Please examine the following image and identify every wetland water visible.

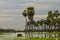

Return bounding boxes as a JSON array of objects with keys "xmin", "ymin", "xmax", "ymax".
[
  {"xmin": 0, "ymin": 32, "xmax": 60, "ymax": 40},
  {"xmin": 0, "ymin": 32, "xmax": 25, "ymax": 40}
]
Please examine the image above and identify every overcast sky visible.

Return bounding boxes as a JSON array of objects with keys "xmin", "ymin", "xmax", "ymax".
[{"xmin": 0, "ymin": 0, "xmax": 60, "ymax": 30}]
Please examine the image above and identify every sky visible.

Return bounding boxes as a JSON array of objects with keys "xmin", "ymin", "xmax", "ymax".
[{"xmin": 0, "ymin": 0, "xmax": 60, "ymax": 30}]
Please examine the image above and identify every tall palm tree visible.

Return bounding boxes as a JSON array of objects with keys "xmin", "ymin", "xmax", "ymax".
[
  {"xmin": 22, "ymin": 10, "xmax": 27, "ymax": 25},
  {"xmin": 44, "ymin": 20, "xmax": 48, "ymax": 32},
  {"xmin": 41, "ymin": 19, "xmax": 45, "ymax": 32},
  {"xmin": 57, "ymin": 18, "xmax": 60, "ymax": 31},
  {"xmin": 46, "ymin": 11, "xmax": 54, "ymax": 31},
  {"xmin": 22, "ymin": 7, "xmax": 35, "ymax": 38},
  {"xmin": 22, "ymin": 10, "xmax": 28, "ymax": 38},
  {"xmin": 39, "ymin": 20, "xmax": 44, "ymax": 32},
  {"xmin": 54, "ymin": 10, "xmax": 60, "ymax": 31},
  {"xmin": 22, "ymin": 10, "xmax": 27, "ymax": 29},
  {"xmin": 27, "ymin": 7, "xmax": 35, "ymax": 38},
  {"xmin": 37, "ymin": 20, "xmax": 41, "ymax": 31}
]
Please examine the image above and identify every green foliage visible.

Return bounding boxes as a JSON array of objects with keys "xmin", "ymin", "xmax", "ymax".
[
  {"xmin": 22, "ymin": 10, "xmax": 27, "ymax": 17},
  {"xmin": 22, "ymin": 6, "xmax": 35, "ymax": 20},
  {"xmin": 54, "ymin": 10, "xmax": 60, "ymax": 18},
  {"xmin": 22, "ymin": 7, "xmax": 60, "ymax": 32}
]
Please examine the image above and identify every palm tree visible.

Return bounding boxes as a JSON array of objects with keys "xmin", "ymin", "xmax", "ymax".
[
  {"xmin": 22, "ymin": 10, "xmax": 27, "ymax": 26},
  {"xmin": 39, "ymin": 20, "xmax": 44, "ymax": 32},
  {"xmin": 57, "ymin": 18, "xmax": 60, "ymax": 31},
  {"xmin": 44, "ymin": 20, "xmax": 48, "ymax": 32},
  {"xmin": 54, "ymin": 10, "xmax": 60, "ymax": 19},
  {"xmin": 46, "ymin": 11, "xmax": 54, "ymax": 31},
  {"xmin": 57, "ymin": 18, "xmax": 60, "ymax": 25},
  {"xmin": 22, "ymin": 10, "xmax": 28, "ymax": 29},
  {"xmin": 22, "ymin": 7, "xmax": 35, "ymax": 38},
  {"xmin": 37, "ymin": 20, "xmax": 41, "ymax": 31},
  {"xmin": 27, "ymin": 7, "xmax": 34, "ymax": 21},
  {"xmin": 41, "ymin": 19, "xmax": 45, "ymax": 32},
  {"xmin": 54, "ymin": 10, "xmax": 60, "ymax": 31},
  {"xmin": 22, "ymin": 10, "xmax": 28, "ymax": 38},
  {"xmin": 27, "ymin": 7, "xmax": 35, "ymax": 38}
]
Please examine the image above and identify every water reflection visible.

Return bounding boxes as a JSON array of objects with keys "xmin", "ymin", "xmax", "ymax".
[
  {"xmin": 0, "ymin": 32, "xmax": 25, "ymax": 40},
  {"xmin": 26, "ymin": 32, "xmax": 60, "ymax": 38},
  {"xmin": 0, "ymin": 32, "xmax": 60, "ymax": 40}
]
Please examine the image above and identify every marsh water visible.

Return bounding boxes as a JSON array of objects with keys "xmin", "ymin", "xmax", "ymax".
[
  {"xmin": 0, "ymin": 32, "xmax": 60, "ymax": 40},
  {"xmin": 0, "ymin": 32, "xmax": 25, "ymax": 40}
]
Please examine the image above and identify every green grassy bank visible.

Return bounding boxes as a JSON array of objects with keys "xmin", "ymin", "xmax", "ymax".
[{"xmin": 14, "ymin": 37, "xmax": 60, "ymax": 40}]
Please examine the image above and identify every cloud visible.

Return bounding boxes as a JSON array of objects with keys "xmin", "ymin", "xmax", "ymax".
[
  {"xmin": 34, "ymin": 15, "xmax": 48, "ymax": 19},
  {"xmin": 32, "ymin": 0, "xmax": 60, "ymax": 3},
  {"xmin": 0, "ymin": 10, "xmax": 20, "ymax": 12},
  {"xmin": 0, "ymin": 14, "xmax": 20, "ymax": 16},
  {"xmin": 16, "ymin": 2, "xmax": 34, "ymax": 7},
  {"xmin": 0, "ymin": 1, "xmax": 7, "ymax": 4},
  {"xmin": 0, "ymin": 0, "xmax": 60, "ymax": 30},
  {"xmin": 36, "ymin": 5, "xmax": 53, "ymax": 10},
  {"xmin": 0, "ymin": 18, "xmax": 14, "ymax": 21},
  {"xmin": 0, "ymin": 1, "xmax": 11, "ymax": 5}
]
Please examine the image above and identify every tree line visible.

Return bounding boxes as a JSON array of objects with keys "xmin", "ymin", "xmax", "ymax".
[{"xmin": 0, "ymin": 29, "xmax": 24, "ymax": 33}]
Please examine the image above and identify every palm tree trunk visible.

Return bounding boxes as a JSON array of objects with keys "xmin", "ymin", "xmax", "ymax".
[
  {"xmin": 29, "ymin": 21, "xmax": 31, "ymax": 38},
  {"xmin": 48, "ymin": 24, "xmax": 50, "ymax": 38},
  {"xmin": 25, "ymin": 17, "xmax": 27, "ymax": 38}
]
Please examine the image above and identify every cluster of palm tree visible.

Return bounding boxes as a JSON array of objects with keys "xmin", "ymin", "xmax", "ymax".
[
  {"xmin": 36, "ymin": 10, "xmax": 60, "ymax": 32},
  {"xmin": 22, "ymin": 7, "xmax": 60, "ymax": 38},
  {"xmin": 46, "ymin": 10, "xmax": 60, "ymax": 31}
]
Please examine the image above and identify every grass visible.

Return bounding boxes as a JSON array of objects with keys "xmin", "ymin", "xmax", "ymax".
[
  {"xmin": 0, "ymin": 36, "xmax": 60, "ymax": 40},
  {"xmin": 38, "ymin": 32, "xmax": 60, "ymax": 34},
  {"xmin": 0, "ymin": 32, "xmax": 4, "ymax": 35},
  {"xmin": 14, "ymin": 37, "xmax": 60, "ymax": 40}
]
